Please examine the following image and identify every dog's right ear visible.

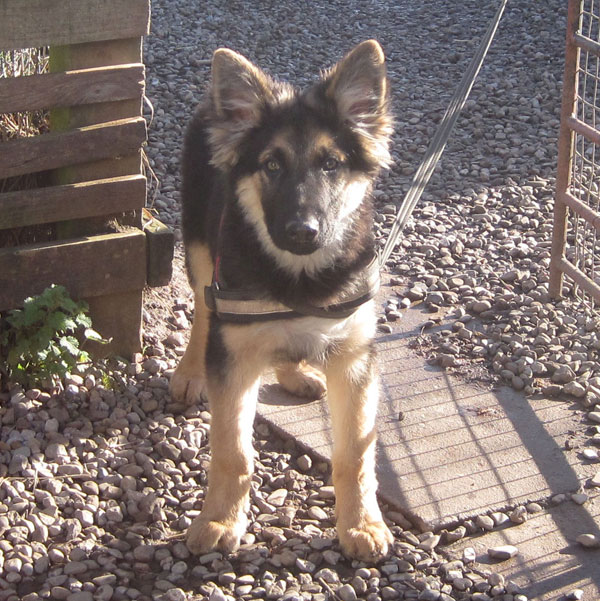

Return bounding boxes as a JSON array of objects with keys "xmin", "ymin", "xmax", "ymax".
[
  {"xmin": 208, "ymin": 49, "xmax": 280, "ymax": 168},
  {"xmin": 211, "ymin": 48, "xmax": 273, "ymax": 124}
]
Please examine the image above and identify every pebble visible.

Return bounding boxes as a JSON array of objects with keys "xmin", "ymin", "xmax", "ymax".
[
  {"xmin": 564, "ymin": 381, "xmax": 586, "ymax": 397},
  {"xmin": 446, "ymin": 526, "xmax": 467, "ymax": 543},
  {"xmin": 475, "ymin": 515, "xmax": 495, "ymax": 530},
  {"xmin": 576, "ymin": 533, "xmax": 600, "ymax": 548},
  {"xmin": 267, "ymin": 489, "xmax": 288, "ymax": 507},
  {"xmin": 297, "ymin": 454, "xmax": 312, "ymax": 471},
  {"xmin": 509, "ymin": 506, "xmax": 528, "ymax": 524},
  {"xmin": 67, "ymin": 593, "xmax": 93, "ymax": 601},
  {"xmin": 307, "ymin": 506, "xmax": 329, "ymax": 521},
  {"xmin": 571, "ymin": 493, "xmax": 588, "ymax": 505},
  {"xmin": 526, "ymin": 502, "xmax": 543, "ymax": 514},
  {"xmin": 133, "ymin": 544, "xmax": 155, "ymax": 562},
  {"xmin": 463, "ymin": 547, "xmax": 477, "ymax": 563},
  {"xmin": 488, "ymin": 545, "xmax": 519, "ymax": 560},
  {"xmin": 5, "ymin": 557, "xmax": 23, "ymax": 573},
  {"xmin": 337, "ymin": 583, "xmax": 358, "ymax": 601},
  {"xmin": 208, "ymin": 588, "xmax": 228, "ymax": 601},
  {"xmin": 418, "ymin": 533, "xmax": 441, "ymax": 551}
]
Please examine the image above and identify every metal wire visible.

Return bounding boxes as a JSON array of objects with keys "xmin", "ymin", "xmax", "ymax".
[{"xmin": 379, "ymin": 0, "xmax": 508, "ymax": 267}]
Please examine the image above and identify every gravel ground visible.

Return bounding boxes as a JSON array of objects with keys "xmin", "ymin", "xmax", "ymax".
[{"xmin": 2, "ymin": 1, "xmax": 600, "ymax": 600}]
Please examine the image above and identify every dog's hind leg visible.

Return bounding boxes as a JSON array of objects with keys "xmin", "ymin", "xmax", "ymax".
[
  {"xmin": 186, "ymin": 330, "xmax": 263, "ymax": 555},
  {"xmin": 170, "ymin": 243, "xmax": 212, "ymax": 404},
  {"xmin": 275, "ymin": 361, "xmax": 327, "ymax": 400},
  {"xmin": 324, "ymin": 346, "xmax": 393, "ymax": 562}
]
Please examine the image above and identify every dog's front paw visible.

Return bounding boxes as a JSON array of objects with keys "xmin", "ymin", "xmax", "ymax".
[
  {"xmin": 338, "ymin": 520, "xmax": 393, "ymax": 562},
  {"xmin": 170, "ymin": 368, "xmax": 206, "ymax": 405},
  {"xmin": 186, "ymin": 515, "xmax": 246, "ymax": 555}
]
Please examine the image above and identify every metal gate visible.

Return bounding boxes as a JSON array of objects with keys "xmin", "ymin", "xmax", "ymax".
[{"xmin": 551, "ymin": 0, "xmax": 600, "ymax": 304}]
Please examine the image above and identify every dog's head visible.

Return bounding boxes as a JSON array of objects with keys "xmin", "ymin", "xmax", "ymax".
[{"xmin": 207, "ymin": 41, "xmax": 392, "ymax": 265}]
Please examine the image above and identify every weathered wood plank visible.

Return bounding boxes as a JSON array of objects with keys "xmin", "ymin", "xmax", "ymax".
[
  {"xmin": 0, "ymin": 231, "xmax": 147, "ymax": 311},
  {"xmin": 0, "ymin": 175, "xmax": 146, "ymax": 230},
  {"xmin": 0, "ymin": 64, "xmax": 145, "ymax": 114},
  {"xmin": 0, "ymin": 117, "xmax": 146, "ymax": 180},
  {"xmin": 143, "ymin": 213, "xmax": 174, "ymax": 287},
  {"xmin": 0, "ymin": 0, "xmax": 150, "ymax": 51}
]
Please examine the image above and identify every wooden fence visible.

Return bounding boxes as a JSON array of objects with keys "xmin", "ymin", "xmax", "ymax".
[{"xmin": 0, "ymin": 0, "xmax": 168, "ymax": 357}]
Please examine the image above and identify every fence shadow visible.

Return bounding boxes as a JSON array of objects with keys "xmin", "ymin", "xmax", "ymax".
[{"xmin": 374, "ymin": 327, "xmax": 600, "ymax": 599}]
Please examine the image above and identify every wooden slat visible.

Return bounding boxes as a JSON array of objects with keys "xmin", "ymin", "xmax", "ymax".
[
  {"xmin": 0, "ymin": 64, "xmax": 145, "ymax": 114},
  {"xmin": 0, "ymin": 231, "xmax": 147, "ymax": 311},
  {"xmin": 0, "ymin": 175, "xmax": 146, "ymax": 230},
  {"xmin": 0, "ymin": 0, "xmax": 150, "ymax": 51},
  {"xmin": 0, "ymin": 117, "xmax": 146, "ymax": 180}
]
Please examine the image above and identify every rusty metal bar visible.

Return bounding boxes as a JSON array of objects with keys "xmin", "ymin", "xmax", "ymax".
[
  {"xmin": 560, "ymin": 189, "xmax": 600, "ymax": 232},
  {"xmin": 573, "ymin": 31, "xmax": 600, "ymax": 57},
  {"xmin": 559, "ymin": 257, "xmax": 600, "ymax": 303},
  {"xmin": 550, "ymin": 0, "xmax": 582, "ymax": 299},
  {"xmin": 566, "ymin": 114, "xmax": 600, "ymax": 145}
]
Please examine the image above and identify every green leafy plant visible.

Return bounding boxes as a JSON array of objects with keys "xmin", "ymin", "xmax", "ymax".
[{"xmin": 0, "ymin": 284, "xmax": 108, "ymax": 389}]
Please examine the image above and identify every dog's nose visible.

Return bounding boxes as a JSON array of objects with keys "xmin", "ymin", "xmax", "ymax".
[{"xmin": 285, "ymin": 218, "xmax": 319, "ymax": 244}]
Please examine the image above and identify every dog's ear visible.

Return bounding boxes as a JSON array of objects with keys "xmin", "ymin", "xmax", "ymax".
[
  {"xmin": 211, "ymin": 48, "xmax": 273, "ymax": 124},
  {"xmin": 322, "ymin": 40, "xmax": 392, "ymax": 167},
  {"xmin": 208, "ymin": 49, "xmax": 288, "ymax": 168}
]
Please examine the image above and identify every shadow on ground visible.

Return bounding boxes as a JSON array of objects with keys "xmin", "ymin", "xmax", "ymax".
[{"xmin": 258, "ymin": 305, "xmax": 600, "ymax": 600}]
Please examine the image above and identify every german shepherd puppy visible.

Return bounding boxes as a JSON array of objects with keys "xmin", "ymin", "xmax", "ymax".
[{"xmin": 171, "ymin": 40, "xmax": 393, "ymax": 561}]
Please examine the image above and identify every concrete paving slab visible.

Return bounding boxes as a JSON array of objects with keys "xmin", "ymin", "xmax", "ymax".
[
  {"xmin": 447, "ymin": 495, "xmax": 600, "ymax": 601},
  {"xmin": 257, "ymin": 297, "xmax": 598, "ymax": 531}
]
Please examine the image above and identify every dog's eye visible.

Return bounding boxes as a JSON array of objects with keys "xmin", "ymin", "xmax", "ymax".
[
  {"xmin": 323, "ymin": 157, "xmax": 339, "ymax": 172},
  {"xmin": 264, "ymin": 159, "xmax": 281, "ymax": 174}
]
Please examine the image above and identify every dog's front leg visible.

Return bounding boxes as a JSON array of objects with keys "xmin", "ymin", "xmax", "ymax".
[
  {"xmin": 170, "ymin": 290, "xmax": 210, "ymax": 405},
  {"xmin": 186, "ymin": 329, "xmax": 262, "ymax": 555},
  {"xmin": 325, "ymin": 346, "xmax": 393, "ymax": 561}
]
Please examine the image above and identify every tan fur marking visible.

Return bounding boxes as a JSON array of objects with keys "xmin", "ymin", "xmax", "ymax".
[
  {"xmin": 325, "ymin": 348, "xmax": 392, "ymax": 560},
  {"xmin": 170, "ymin": 243, "xmax": 213, "ymax": 405},
  {"xmin": 258, "ymin": 129, "xmax": 295, "ymax": 165},
  {"xmin": 187, "ymin": 372, "xmax": 262, "ymax": 554},
  {"xmin": 340, "ymin": 175, "xmax": 370, "ymax": 220},
  {"xmin": 187, "ymin": 341, "xmax": 267, "ymax": 554},
  {"xmin": 308, "ymin": 131, "xmax": 347, "ymax": 163},
  {"xmin": 186, "ymin": 241, "xmax": 214, "ymax": 293}
]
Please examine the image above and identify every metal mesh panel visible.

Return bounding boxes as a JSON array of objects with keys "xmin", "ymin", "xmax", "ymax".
[{"xmin": 557, "ymin": 0, "xmax": 600, "ymax": 304}]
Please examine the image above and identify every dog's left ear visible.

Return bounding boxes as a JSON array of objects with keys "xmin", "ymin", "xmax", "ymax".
[
  {"xmin": 325, "ymin": 40, "xmax": 387, "ymax": 121},
  {"xmin": 322, "ymin": 40, "xmax": 392, "ymax": 167}
]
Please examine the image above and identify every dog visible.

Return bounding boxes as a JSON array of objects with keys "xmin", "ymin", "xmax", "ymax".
[{"xmin": 170, "ymin": 39, "xmax": 394, "ymax": 561}]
